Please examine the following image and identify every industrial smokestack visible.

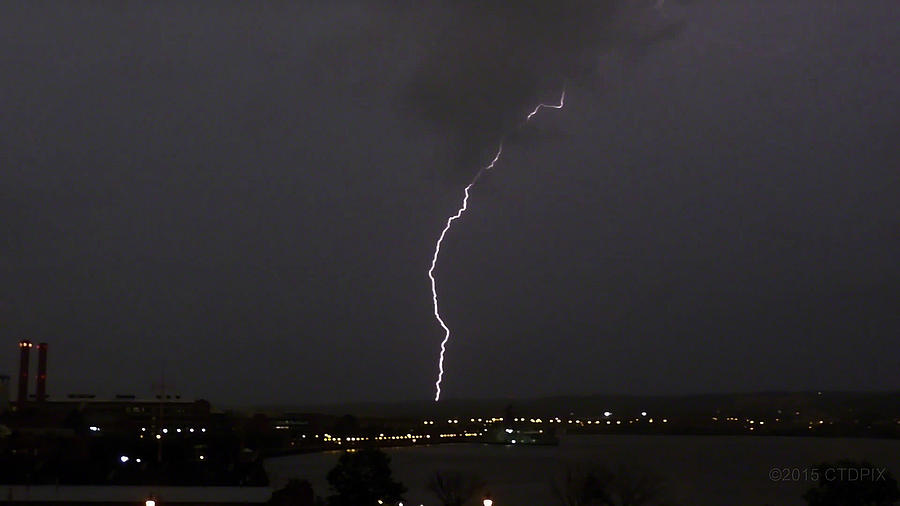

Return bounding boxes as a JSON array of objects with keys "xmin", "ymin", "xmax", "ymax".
[
  {"xmin": 17, "ymin": 340, "xmax": 32, "ymax": 409},
  {"xmin": 36, "ymin": 342, "xmax": 48, "ymax": 402},
  {"xmin": 0, "ymin": 374, "xmax": 9, "ymax": 413}
]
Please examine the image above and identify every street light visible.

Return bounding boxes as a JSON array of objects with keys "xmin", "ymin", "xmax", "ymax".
[{"xmin": 483, "ymin": 492, "xmax": 493, "ymax": 506}]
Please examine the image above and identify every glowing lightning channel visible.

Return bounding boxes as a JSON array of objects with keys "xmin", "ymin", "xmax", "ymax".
[
  {"xmin": 527, "ymin": 89, "xmax": 566, "ymax": 121},
  {"xmin": 430, "ymin": 89, "xmax": 566, "ymax": 401}
]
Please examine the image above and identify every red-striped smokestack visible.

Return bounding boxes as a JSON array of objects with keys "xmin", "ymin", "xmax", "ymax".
[
  {"xmin": 17, "ymin": 340, "xmax": 32, "ymax": 409},
  {"xmin": 36, "ymin": 342, "xmax": 48, "ymax": 402}
]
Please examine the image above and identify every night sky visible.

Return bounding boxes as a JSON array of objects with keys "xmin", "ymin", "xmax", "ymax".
[{"xmin": 2, "ymin": 0, "xmax": 898, "ymax": 405}]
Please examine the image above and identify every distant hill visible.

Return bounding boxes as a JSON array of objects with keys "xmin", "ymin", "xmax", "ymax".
[{"xmin": 252, "ymin": 391, "xmax": 900, "ymax": 420}]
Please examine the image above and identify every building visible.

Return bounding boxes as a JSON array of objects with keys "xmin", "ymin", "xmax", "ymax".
[
  {"xmin": 16, "ymin": 340, "xmax": 32, "ymax": 410},
  {"xmin": 5, "ymin": 340, "xmax": 211, "ymax": 434},
  {"xmin": 1, "ymin": 341, "xmax": 267, "ymax": 492},
  {"xmin": 16, "ymin": 395, "xmax": 214, "ymax": 436}
]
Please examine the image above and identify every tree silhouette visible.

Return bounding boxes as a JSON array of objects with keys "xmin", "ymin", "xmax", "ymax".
[
  {"xmin": 326, "ymin": 448, "xmax": 406, "ymax": 506},
  {"xmin": 551, "ymin": 463, "xmax": 602, "ymax": 506},
  {"xmin": 551, "ymin": 462, "xmax": 668, "ymax": 506},
  {"xmin": 803, "ymin": 460, "xmax": 899, "ymax": 506},
  {"xmin": 426, "ymin": 469, "xmax": 485, "ymax": 506},
  {"xmin": 269, "ymin": 479, "xmax": 317, "ymax": 506}
]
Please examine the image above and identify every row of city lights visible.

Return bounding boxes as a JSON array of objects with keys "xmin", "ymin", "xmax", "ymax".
[
  {"xmin": 375, "ymin": 498, "xmax": 493, "ymax": 506},
  {"xmin": 712, "ymin": 416, "xmax": 834, "ymax": 427},
  {"xmin": 321, "ymin": 432, "xmax": 482, "ymax": 444},
  {"xmin": 422, "ymin": 419, "xmax": 504, "ymax": 425},
  {"xmin": 309, "ymin": 415, "xmax": 673, "ymax": 445},
  {"xmin": 141, "ymin": 427, "xmax": 206, "ymax": 433},
  {"xmin": 88, "ymin": 426, "xmax": 208, "ymax": 434},
  {"xmin": 420, "ymin": 412, "xmax": 668, "ymax": 426},
  {"xmin": 302, "ymin": 414, "xmax": 896, "ymax": 445},
  {"xmin": 712, "ymin": 416, "xmax": 900, "ymax": 427},
  {"xmin": 122, "ymin": 452, "xmax": 203, "ymax": 464}
]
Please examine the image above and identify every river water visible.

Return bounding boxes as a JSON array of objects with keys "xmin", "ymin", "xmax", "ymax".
[{"xmin": 265, "ymin": 435, "xmax": 900, "ymax": 505}]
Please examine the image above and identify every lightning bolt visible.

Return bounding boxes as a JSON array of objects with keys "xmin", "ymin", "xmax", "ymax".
[
  {"xmin": 526, "ymin": 90, "xmax": 566, "ymax": 121},
  {"xmin": 430, "ymin": 89, "xmax": 566, "ymax": 401}
]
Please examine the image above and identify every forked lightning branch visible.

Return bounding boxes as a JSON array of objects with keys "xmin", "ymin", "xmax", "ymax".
[{"xmin": 429, "ymin": 90, "xmax": 566, "ymax": 401}]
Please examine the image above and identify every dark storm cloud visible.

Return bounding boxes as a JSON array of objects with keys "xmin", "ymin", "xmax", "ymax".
[{"xmin": 404, "ymin": 0, "xmax": 683, "ymax": 172}]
